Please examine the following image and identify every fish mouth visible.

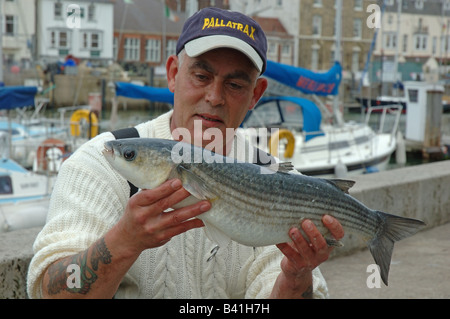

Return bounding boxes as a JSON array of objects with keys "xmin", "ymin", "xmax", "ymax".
[{"xmin": 102, "ymin": 142, "xmax": 115, "ymax": 159}]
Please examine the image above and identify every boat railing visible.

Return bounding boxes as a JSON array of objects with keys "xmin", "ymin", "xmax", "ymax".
[{"xmin": 365, "ymin": 104, "xmax": 402, "ymax": 143}]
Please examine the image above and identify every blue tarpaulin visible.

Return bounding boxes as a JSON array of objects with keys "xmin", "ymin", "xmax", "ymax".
[
  {"xmin": 264, "ymin": 60, "xmax": 342, "ymax": 96},
  {"xmin": 243, "ymin": 96, "xmax": 324, "ymax": 142},
  {"xmin": 115, "ymin": 82, "xmax": 174, "ymax": 104},
  {"xmin": 261, "ymin": 96, "xmax": 324, "ymax": 141},
  {"xmin": 0, "ymin": 86, "xmax": 38, "ymax": 110}
]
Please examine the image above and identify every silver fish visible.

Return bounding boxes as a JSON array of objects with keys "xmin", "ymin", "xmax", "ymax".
[{"xmin": 103, "ymin": 137, "xmax": 426, "ymax": 285}]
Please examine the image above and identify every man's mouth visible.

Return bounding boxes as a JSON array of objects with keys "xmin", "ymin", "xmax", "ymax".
[
  {"xmin": 196, "ymin": 114, "xmax": 223, "ymax": 127},
  {"xmin": 196, "ymin": 114, "xmax": 223, "ymax": 123}
]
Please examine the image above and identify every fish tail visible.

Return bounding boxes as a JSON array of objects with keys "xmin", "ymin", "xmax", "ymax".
[{"xmin": 368, "ymin": 211, "xmax": 426, "ymax": 286}]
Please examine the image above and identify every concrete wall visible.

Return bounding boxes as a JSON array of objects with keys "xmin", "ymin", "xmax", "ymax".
[
  {"xmin": 0, "ymin": 227, "xmax": 41, "ymax": 299},
  {"xmin": 1, "ymin": 161, "xmax": 450, "ymax": 298}
]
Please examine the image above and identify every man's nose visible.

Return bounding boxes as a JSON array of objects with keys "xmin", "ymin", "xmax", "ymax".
[{"xmin": 205, "ymin": 81, "xmax": 225, "ymax": 106}]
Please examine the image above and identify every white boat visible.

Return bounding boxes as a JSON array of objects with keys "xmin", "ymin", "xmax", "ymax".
[
  {"xmin": 239, "ymin": 96, "xmax": 402, "ymax": 178},
  {"xmin": 0, "ymin": 155, "xmax": 55, "ymax": 233},
  {"xmin": 0, "ymin": 86, "xmax": 97, "ymax": 169}
]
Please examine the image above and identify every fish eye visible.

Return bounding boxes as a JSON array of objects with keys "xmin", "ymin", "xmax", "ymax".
[{"xmin": 123, "ymin": 149, "xmax": 136, "ymax": 161}]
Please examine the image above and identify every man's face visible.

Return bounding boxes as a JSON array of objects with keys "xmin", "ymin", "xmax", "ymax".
[{"xmin": 167, "ymin": 48, "xmax": 267, "ymax": 153}]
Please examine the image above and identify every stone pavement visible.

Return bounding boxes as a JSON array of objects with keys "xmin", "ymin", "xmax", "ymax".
[{"xmin": 319, "ymin": 222, "xmax": 450, "ymax": 299}]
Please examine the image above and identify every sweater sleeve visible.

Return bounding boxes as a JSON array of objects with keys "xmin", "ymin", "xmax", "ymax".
[
  {"xmin": 26, "ymin": 132, "xmax": 131, "ymax": 299},
  {"xmin": 244, "ymin": 246, "xmax": 330, "ymax": 299}
]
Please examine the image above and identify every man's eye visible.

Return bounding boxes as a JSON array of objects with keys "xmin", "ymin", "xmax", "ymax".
[
  {"xmin": 228, "ymin": 82, "xmax": 244, "ymax": 90},
  {"xmin": 123, "ymin": 149, "xmax": 136, "ymax": 161},
  {"xmin": 195, "ymin": 73, "xmax": 208, "ymax": 81}
]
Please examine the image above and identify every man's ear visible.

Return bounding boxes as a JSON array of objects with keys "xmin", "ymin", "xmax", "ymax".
[
  {"xmin": 249, "ymin": 77, "xmax": 268, "ymax": 111},
  {"xmin": 166, "ymin": 55, "xmax": 178, "ymax": 93}
]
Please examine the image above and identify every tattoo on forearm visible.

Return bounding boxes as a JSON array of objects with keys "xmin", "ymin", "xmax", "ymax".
[
  {"xmin": 301, "ymin": 285, "xmax": 313, "ymax": 299},
  {"xmin": 47, "ymin": 237, "xmax": 112, "ymax": 295}
]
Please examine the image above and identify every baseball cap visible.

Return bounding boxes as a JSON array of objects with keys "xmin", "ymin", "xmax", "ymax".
[{"xmin": 176, "ymin": 7, "xmax": 267, "ymax": 74}]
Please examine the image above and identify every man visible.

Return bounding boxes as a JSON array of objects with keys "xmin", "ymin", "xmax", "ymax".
[{"xmin": 27, "ymin": 7, "xmax": 343, "ymax": 299}]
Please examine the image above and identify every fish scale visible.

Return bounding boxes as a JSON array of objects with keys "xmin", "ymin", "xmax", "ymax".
[{"xmin": 103, "ymin": 137, "xmax": 426, "ymax": 286}]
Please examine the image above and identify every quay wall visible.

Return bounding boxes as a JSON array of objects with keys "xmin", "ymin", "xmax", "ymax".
[{"xmin": 1, "ymin": 161, "xmax": 450, "ymax": 298}]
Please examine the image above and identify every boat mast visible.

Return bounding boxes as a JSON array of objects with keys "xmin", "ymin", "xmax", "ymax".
[
  {"xmin": 0, "ymin": 0, "xmax": 3, "ymax": 86},
  {"xmin": 393, "ymin": 0, "xmax": 402, "ymax": 97},
  {"xmin": 333, "ymin": 0, "xmax": 344, "ymax": 126}
]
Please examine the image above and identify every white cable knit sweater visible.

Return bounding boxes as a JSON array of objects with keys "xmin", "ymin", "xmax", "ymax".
[{"xmin": 27, "ymin": 110, "xmax": 329, "ymax": 299}]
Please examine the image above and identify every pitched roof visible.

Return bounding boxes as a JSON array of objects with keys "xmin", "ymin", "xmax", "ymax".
[
  {"xmin": 114, "ymin": 0, "xmax": 186, "ymax": 35},
  {"xmin": 252, "ymin": 16, "xmax": 292, "ymax": 39}
]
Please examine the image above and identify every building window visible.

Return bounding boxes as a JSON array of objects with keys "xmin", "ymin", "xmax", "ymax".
[
  {"xmin": 384, "ymin": 32, "xmax": 397, "ymax": 50},
  {"xmin": 414, "ymin": 34, "xmax": 428, "ymax": 51},
  {"xmin": 81, "ymin": 31, "xmax": 102, "ymax": 50},
  {"xmin": 166, "ymin": 39, "xmax": 177, "ymax": 60},
  {"xmin": 59, "ymin": 31, "xmax": 68, "ymax": 48},
  {"xmin": 312, "ymin": 15, "xmax": 322, "ymax": 36},
  {"xmin": 353, "ymin": 19, "xmax": 362, "ymax": 39},
  {"xmin": 145, "ymin": 39, "xmax": 161, "ymax": 62},
  {"xmin": 5, "ymin": 15, "xmax": 16, "ymax": 36},
  {"xmin": 313, "ymin": 0, "xmax": 322, "ymax": 8},
  {"xmin": 445, "ymin": 0, "xmax": 450, "ymax": 11},
  {"xmin": 49, "ymin": 29, "xmax": 71, "ymax": 49},
  {"xmin": 403, "ymin": 34, "xmax": 408, "ymax": 53},
  {"xmin": 354, "ymin": 0, "xmax": 363, "ymax": 10},
  {"xmin": 124, "ymin": 38, "xmax": 140, "ymax": 61},
  {"xmin": 88, "ymin": 3, "xmax": 96, "ymax": 21},
  {"xmin": 281, "ymin": 43, "xmax": 291, "ymax": 57},
  {"xmin": 415, "ymin": 0, "xmax": 424, "ymax": 10},
  {"xmin": 268, "ymin": 42, "xmax": 277, "ymax": 56},
  {"xmin": 311, "ymin": 44, "xmax": 320, "ymax": 70},
  {"xmin": 54, "ymin": 2, "xmax": 62, "ymax": 19}
]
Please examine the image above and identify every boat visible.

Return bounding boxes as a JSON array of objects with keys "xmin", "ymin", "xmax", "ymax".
[
  {"xmin": 0, "ymin": 132, "xmax": 55, "ymax": 233},
  {"xmin": 0, "ymin": 86, "xmax": 95, "ymax": 169},
  {"xmin": 239, "ymin": 95, "xmax": 401, "ymax": 178}
]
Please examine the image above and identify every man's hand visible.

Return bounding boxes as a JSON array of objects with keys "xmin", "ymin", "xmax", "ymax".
[
  {"xmin": 42, "ymin": 179, "xmax": 210, "ymax": 298},
  {"xmin": 270, "ymin": 215, "xmax": 344, "ymax": 299},
  {"xmin": 115, "ymin": 178, "xmax": 210, "ymax": 257}
]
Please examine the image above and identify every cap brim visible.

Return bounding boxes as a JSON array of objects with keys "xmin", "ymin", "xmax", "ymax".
[{"xmin": 184, "ymin": 35, "xmax": 263, "ymax": 73}]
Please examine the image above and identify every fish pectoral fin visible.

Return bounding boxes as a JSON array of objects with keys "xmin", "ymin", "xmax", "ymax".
[
  {"xmin": 177, "ymin": 165, "xmax": 218, "ymax": 200},
  {"xmin": 325, "ymin": 238, "xmax": 344, "ymax": 247},
  {"xmin": 201, "ymin": 220, "xmax": 232, "ymax": 250}
]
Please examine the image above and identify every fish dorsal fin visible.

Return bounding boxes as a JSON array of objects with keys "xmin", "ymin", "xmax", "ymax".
[
  {"xmin": 176, "ymin": 165, "xmax": 218, "ymax": 200},
  {"xmin": 259, "ymin": 162, "xmax": 295, "ymax": 174},
  {"xmin": 276, "ymin": 162, "xmax": 295, "ymax": 173},
  {"xmin": 325, "ymin": 179, "xmax": 355, "ymax": 194}
]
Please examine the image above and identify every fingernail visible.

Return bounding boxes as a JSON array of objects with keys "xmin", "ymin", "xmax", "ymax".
[
  {"xmin": 171, "ymin": 179, "xmax": 182, "ymax": 189},
  {"xmin": 200, "ymin": 202, "xmax": 210, "ymax": 212},
  {"xmin": 303, "ymin": 220, "xmax": 313, "ymax": 231},
  {"xmin": 323, "ymin": 215, "xmax": 334, "ymax": 225}
]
